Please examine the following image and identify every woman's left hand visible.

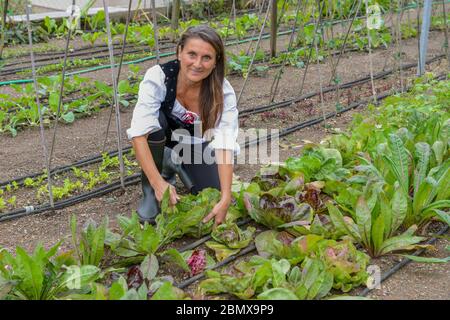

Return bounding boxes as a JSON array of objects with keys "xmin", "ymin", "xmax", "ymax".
[{"xmin": 203, "ymin": 198, "xmax": 230, "ymax": 227}]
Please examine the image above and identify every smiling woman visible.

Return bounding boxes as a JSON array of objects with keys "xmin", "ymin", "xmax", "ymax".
[{"xmin": 127, "ymin": 25, "xmax": 239, "ymax": 226}]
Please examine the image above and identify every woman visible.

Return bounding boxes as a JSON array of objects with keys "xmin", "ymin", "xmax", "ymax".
[{"xmin": 126, "ymin": 25, "xmax": 239, "ymax": 226}]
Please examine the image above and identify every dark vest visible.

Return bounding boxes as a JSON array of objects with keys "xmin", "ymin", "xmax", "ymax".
[{"xmin": 159, "ymin": 59, "xmax": 195, "ymax": 136}]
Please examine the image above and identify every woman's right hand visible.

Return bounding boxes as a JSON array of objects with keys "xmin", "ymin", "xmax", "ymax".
[{"xmin": 153, "ymin": 178, "xmax": 179, "ymax": 206}]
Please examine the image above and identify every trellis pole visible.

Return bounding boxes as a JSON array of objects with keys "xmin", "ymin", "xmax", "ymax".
[
  {"xmin": 171, "ymin": 0, "xmax": 180, "ymax": 41},
  {"xmin": 25, "ymin": 1, "xmax": 54, "ymax": 208},
  {"xmin": 237, "ymin": 0, "xmax": 272, "ymax": 106},
  {"xmin": 418, "ymin": 0, "xmax": 432, "ymax": 75},
  {"xmin": 0, "ymin": 0, "xmax": 8, "ymax": 59},
  {"xmin": 151, "ymin": 0, "xmax": 160, "ymax": 63},
  {"xmin": 395, "ymin": 0, "xmax": 405, "ymax": 92},
  {"xmin": 313, "ymin": 0, "xmax": 327, "ymax": 130},
  {"xmin": 103, "ymin": 0, "xmax": 126, "ymax": 189},
  {"xmin": 47, "ymin": 0, "xmax": 76, "ymax": 208},
  {"xmin": 441, "ymin": 0, "xmax": 449, "ymax": 66},
  {"xmin": 245, "ymin": 0, "xmax": 267, "ymax": 55},
  {"xmin": 297, "ymin": 1, "xmax": 323, "ymax": 98},
  {"xmin": 269, "ymin": 0, "xmax": 303, "ymax": 102},
  {"xmin": 270, "ymin": 0, "xmax": 277, "ymax": 58},
  {"xmin": 364, "ymin": 0, "xmax": 377, "ymax": 103},
  {"xmin": 103, "ymin": 0, "xmax": 133, "ymax": 152}
]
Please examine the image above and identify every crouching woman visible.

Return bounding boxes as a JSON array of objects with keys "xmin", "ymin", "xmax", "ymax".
[{"xmin": 126, "ymin": 25, "xmax": 239, "ymax": 226}]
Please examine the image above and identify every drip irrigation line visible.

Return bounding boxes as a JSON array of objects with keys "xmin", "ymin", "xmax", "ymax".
[
  {"xmin": 0, "ymin": 173, "xmax": 141, "ymax": 223},
  {"xmin": 176, "ymin": 243, "xmax": 257, "ymax": 290},
  {"xmin": 0, "ymin": 43, "xmax": 152, "ymax": 72},
  {"xmin": 240, "ymin": 53, "xmax": 445, "ymax": 118},
  {"xmin": 0, "ymin": 53, "xmax": 445, "ymax": 190},
  {"xmin": 243, "ymin": 72, "xmax": 448, "ymax": 149},
  {"xmin": 0, "ymin": 73, "xmax": 447, "ymax": 223},
  {"xmin": 0, "ymin": 146, "xmax": 133, "ymax": 189},
  {"xmin": 2, "ymin": 0, "xmax": 448, "ymax": 65},
  {"xmin": 359, "ymin": 224, "xmax": 449, "ymax": 297},
  {"xmin": 0, "ymin": 6, "xmax": 266, "ymax": 62}
]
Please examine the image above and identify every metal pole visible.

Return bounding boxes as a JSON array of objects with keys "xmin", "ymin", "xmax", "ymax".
[
  {"xmin": 171, "ymin": 0, "xmax": 180, "ymax": 41},
  {"xmin": 237, "ymin": 0, "xmax": 272, "ymax": 106},
  {"xmin": 442, "ymin": 0, "xmax": 449, "ymax": 65},
  {"xmin": 103, "ymin": 0, "xmax": 133, "ymax": 152},
  {"xmin": 25, "ymin": 2, "xmax": 54, "ymax": 208},
  {"xmin": 103, "ymin": 0, "xmax": 126, "ymax": 189},
  {"xmin": 151, "ymin": 0, "xmax": 160, "ymax": 63},
  {"xmin": 270, "ymin": 0, "xmax": 277, "ymax": 58},
  {"xmin": 418, "ymin": 0, "xmax": 432, "ymax": 75},
  {"xmin": 0, "ymin": 0, "xmax": 9, "ymax": 59},
  {"xmin": 47, "ymin": 0, "xmax": 76, "ymax": 209}
]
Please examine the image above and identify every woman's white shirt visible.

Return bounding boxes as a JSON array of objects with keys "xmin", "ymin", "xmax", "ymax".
[{"xmin": 126, "ymin": 65, "xmax": 240, "ymax": 155}]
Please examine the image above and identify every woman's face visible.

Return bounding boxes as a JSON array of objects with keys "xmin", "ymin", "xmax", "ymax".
[{"xmin": 178, "ymin": 38, "xmax": 217, "ymax": 84}]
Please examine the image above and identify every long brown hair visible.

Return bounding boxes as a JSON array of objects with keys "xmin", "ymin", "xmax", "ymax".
[{"xmin": 177, "ymin": 25, "xmax": 225, "ymax": 134}]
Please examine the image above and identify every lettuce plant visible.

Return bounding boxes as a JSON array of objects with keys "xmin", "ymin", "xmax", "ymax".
[
  {"xmin": 156, "ymin": 188, "xmax": 243, "ymax": 245},
  {"xmin": 200, "ymin": 256, "xmax": 334, "ymax": 300},
  {"xmin": 314, "ymin": 240, "xmax": 369, "ymax": 292},
  {"xmin": 244, "ymin": 192, "xmax": 313, "ymax": 229},
  {"xmin": 105, "ymin": 213, "xmax": 161, "ymax": 265},
  {"xmin": 255, "ymin": 231, "xmax": 323, "ymax": 265},
  {"xmin": 206, "ymin": 222, "xmax": 255, "ymax": 261}
]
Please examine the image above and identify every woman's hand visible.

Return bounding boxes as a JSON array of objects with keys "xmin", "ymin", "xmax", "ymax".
[
  {"xmin": 153, "ymin": 178, "xmax": 179, "ymax": 206},
  {"xmin": 203, "ymin": 197, "xmax": 231, "ymax": 227}
]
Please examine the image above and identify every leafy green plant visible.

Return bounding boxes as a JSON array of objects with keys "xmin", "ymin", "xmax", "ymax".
[
  {"xmin": 327, "ymin": 182, "xmax": 427, "ymax": 257},
  {"xmin": 205, "ymin": 222, "xmax": 255, "ymax": 261},
  {"xmin": 156, "ymin": 188, "xmax": 243, "ymax": 245},
  {"xmin": 70, "ymin": 215, "xmax": 108, "ymax": 267},
  {"xmin": 0, "ymin": 243, "xmax": 102, "ymax": 300},
  {"xmin": 105, "ymin": 213, "xmax": 161, "ymax": 265},
  {"xmin": 200, "ymin": 256, "xmax": 334, "ymax": 300}
]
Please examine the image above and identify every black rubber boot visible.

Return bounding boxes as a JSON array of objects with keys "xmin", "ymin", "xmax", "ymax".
[
  {"xmin": 161, "ymin": 147, "xmax": 195, "ymax": 192},
  {"xmin": 137, "ymin": 137, "xmax": 166, "ymax": 224}
]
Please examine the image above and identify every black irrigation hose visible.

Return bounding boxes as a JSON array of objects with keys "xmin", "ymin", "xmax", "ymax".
[
  {"xmin": 0, "ymin": 73, "xmax": 447, "ymax": 223},
  {"xmin": 1, "ymin": 2, "xmax": 432, "ymax": 78},
  {"xmin": 1, "ymin": 53, "xmax": 445, "ymax": 190},
  {"xmin": 0, "ymin": 145, "xmax": 133, "ymax": 188},
  {"xmin": 359, "ymin": 224, "xmax": 449, "ymax": 297},
  {"xmin": 239, "ymin": 53, "xmax": 446, "ymax": 117},
  {"xmin": 176, "ymin": 243, "xmax": 257, "ymax": 289},
  {"xmin": 0, "ymin": 25, "xmax": 297, "ymax": 77},
  {"xmin": 1, "ymin": 7, "xmax": 263, "ymax": 62},
  {"xmin": 0, "ymin": 47, "xmax": 151, "ymax": 76},
  {"xmin": 0, "ymin": 173, "xmax": 141, "ymax": 223},
  {"xmin": 243, "ymin": 72, "xmax": 448, "ymax": 149}
]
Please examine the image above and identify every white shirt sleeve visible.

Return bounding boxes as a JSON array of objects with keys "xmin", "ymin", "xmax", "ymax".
[
  {"xmin": 209, "ymin": 78, "xmax": 241, "ymax": 155},
  {"xmin": 126, "ymin": 65, "xmax": 166, "ymax": 140}
]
